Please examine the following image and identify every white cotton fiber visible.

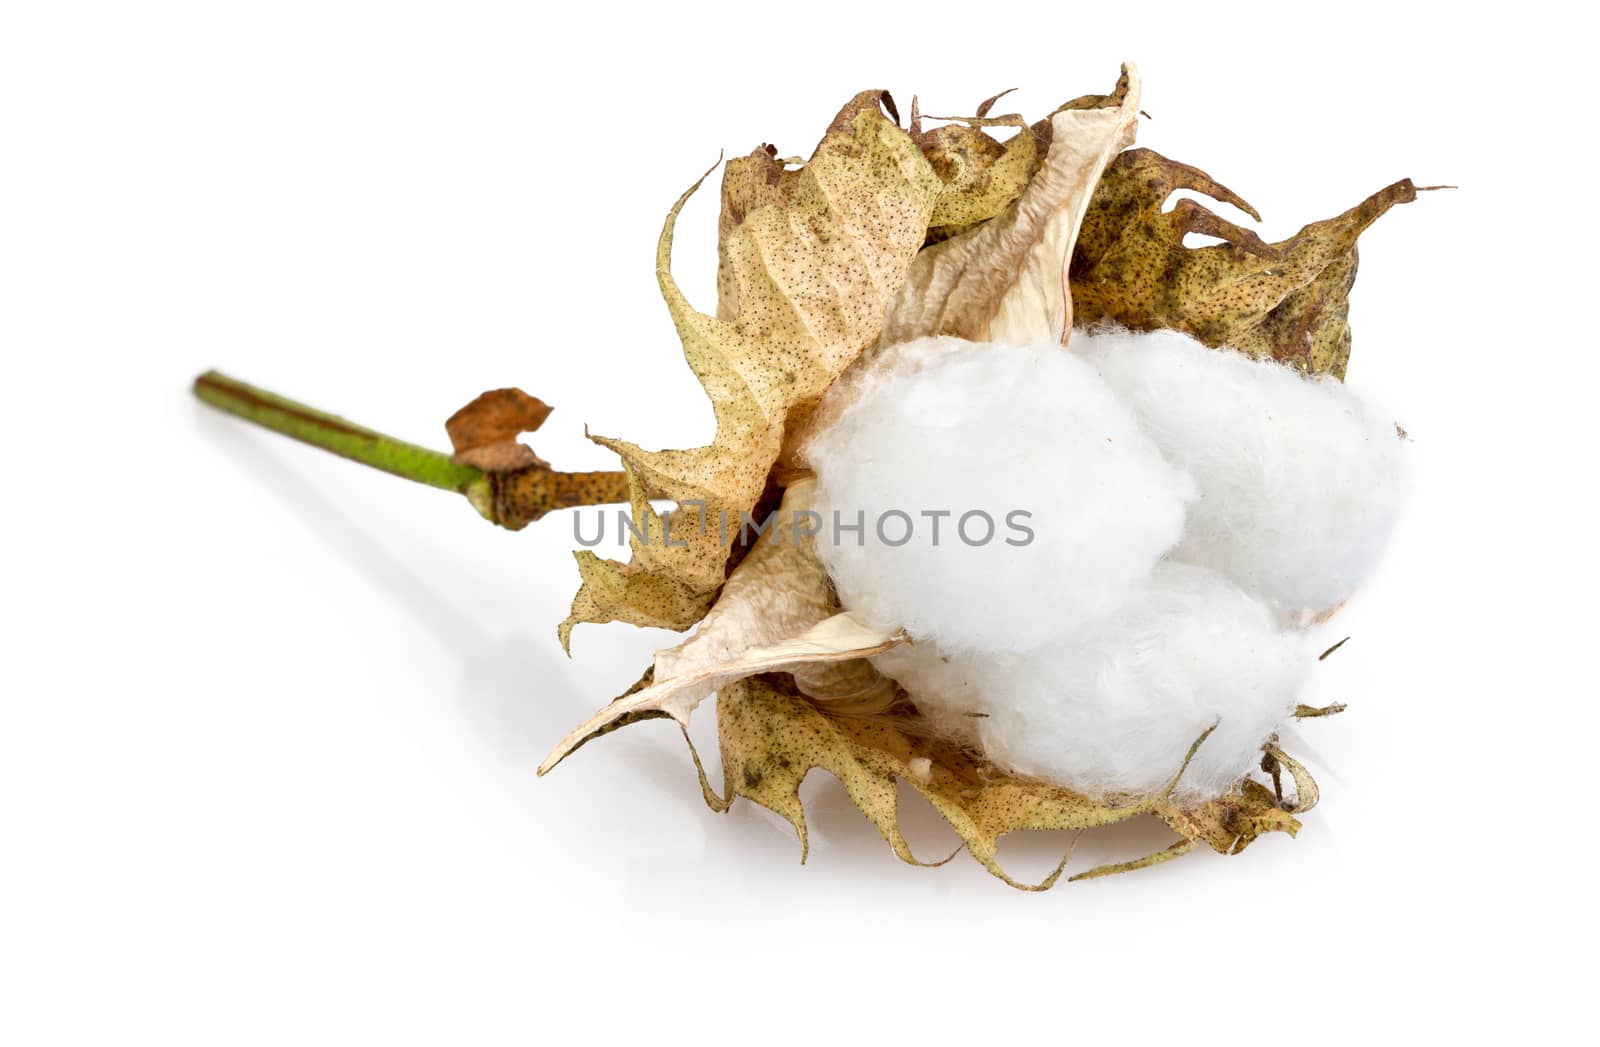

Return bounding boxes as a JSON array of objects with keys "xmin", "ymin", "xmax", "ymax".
[
  {"xmin": 798, "ymin": 329, "xmax": 1402, "ymax": 801},
  {"xmin": 1073, "ymin": 327, "xmax": 1409, "ymax": 616},
  {"xmin": 804, "ymin": 337, "xmax": 1194, "ymax": 654},
  {"xmin": 873, "ymin": 563, "xmax": 1312, "ymax": 800}
]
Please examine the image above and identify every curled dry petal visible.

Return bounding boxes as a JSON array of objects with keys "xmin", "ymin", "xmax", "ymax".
[
  {"xmin": 912, "ymin": 74, "xmax": 1135, "ymax": 242},
  {"xmin": 1263, "ymin": 745, "xmax": 1320, "ymax": 813},
  {"xmin": 541, "ymin": 482, "xmax": 906, "ymax": 775},
  {"xmin": 881, "ymin": 64, "xmax": 1142, "ymax": 348},
  {"xmin": 652, "ymin": 479, "xmax": 838, "ymax": 677},
  {"xmin": 445, "ymin": 388, "xmax": 554, "ymax": 468},
  {"xmin": 538, "ymin": 613, "xmax": 906, "ymax": 775}
]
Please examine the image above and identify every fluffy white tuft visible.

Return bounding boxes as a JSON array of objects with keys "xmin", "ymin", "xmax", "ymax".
[
  {"xmin": 805, "ymin": 337, "xmax": 1194, "ymax": 654},
  {"xmin": 1073, "ymin": 326, "xmax": 1408, "ymax": 616},
  {"xmin": 800, "ymin": 329, "xmax": 1407, "ymax": 801},
  {"xmin": 873, "ymin": 563, "xmax": 1312, "ymax": 800}
]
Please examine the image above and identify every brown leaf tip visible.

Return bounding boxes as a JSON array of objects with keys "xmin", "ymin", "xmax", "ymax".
[
  {"xmin": 446, "ymin": 388, "xmax": 553, "ymax": 457},
  {"xmin": 446, "ymin": 387, "xmax": 555, "ymax": 475}
]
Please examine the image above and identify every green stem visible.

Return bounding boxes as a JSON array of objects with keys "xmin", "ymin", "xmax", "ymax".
[
  {"xmin": 194, "ymin": 370, "xmax": 485, "ymax": 493},
  {"xmin": 193, "ymin": 370, "xmax": 633, "ymax": 529}
]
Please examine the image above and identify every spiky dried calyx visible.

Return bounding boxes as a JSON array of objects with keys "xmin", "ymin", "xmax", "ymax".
[{"xmin": 531, "ymin": 63, "xmax": 1418, "ymax": 888}]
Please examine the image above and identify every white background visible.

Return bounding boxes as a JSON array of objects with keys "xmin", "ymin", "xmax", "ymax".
[{"xmin": 3, "ymin": 1, "xmax": 1594, "ymax": 1041}]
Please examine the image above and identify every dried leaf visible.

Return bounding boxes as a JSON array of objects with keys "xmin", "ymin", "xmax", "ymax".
[
  {"xmin": 672, "ymin": 676, "xmax": 1222, "ymax": 890},
  {"xmin": 882, "ymin": 64, "xmax": 1142, "ymax": 348},
  {"xmin": 560, "ymin": 94, "xmax": 943, "ymax": 648},
  {"xmin": 544, "ymin": 480, "xmax": 906, "ymax": 771},
  {"xmin": 917, "ymin": 116, "xmax": 1041, "ymax": 238},
  {"xmin": 556, "ymin": 462, "xmax": 715, "ymax": 649},
  {"xmin": 1294, "ymin": 702, "xmax": 1348, "ymax": 718},
  {"xmin": 1318, "ymin": 636, "xmax": 1352, "ymax": 660},
  {"xmin": 1264, "ymin": 745, "xmax": 1320, "ymax": 813},
  {"xmin": 1156, "ymin": 779, "xmax": 1302, "ymax": 856},
  {"xmin": 975, "ymin": 88, "xmax": 1017, "ymax": 119},
  {"xmin": 540, "ymin": 613, "xmax": 905, "ymax": 774},
  {"xmin": 649, "ymin": 480, "xmax": 836, "ymax": 677},
  {"xmin": 1069, "ymin": 838, "xmax": 1197, "ymax": 882},
  {"xmin": 910, "ymin": 73, "xmax": 1136, "ymax": 242},
  {"xmin": 557, "ymin": 550, "xmax": 714, "ymax": 652},
  {"xmin": 653, "ymin": 478, "xmax": 896, "ymax": 711},
  {"xmin": 445, "ymin": 388, "xmax": 553, "ymax": 467},
  {"xmin": 1070, "ymin": 149, "xmax": 1423, "ymax": 378},
  {"xmin": 564, "ymin": 669, "xmax": 1311, "ymax": 888}
]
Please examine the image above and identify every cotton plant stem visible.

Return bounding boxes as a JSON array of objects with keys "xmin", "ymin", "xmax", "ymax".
[
  {"xmin": 192, "ymin": 370, "xmax": 630, "ymax": 528},
  {"xmin": 487, "ymin": 463, "xmax": 633, "ymax": 528},
  {"xmin": 194, "ymin": 370, "xmax": 482, "ymax": 491}
]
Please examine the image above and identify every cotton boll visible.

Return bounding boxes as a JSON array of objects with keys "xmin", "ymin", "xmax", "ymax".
[
  {"xmin": 874, "ymin": 563, "xmax": 1312, "ymax": 801},
  {"xmin": 804, "ymin": 337, "xmax": 1194, "ymax": 654},
  {"xmin": 1074, "ymin": 327, "xmax": 1408, "ymax": 616},
  {"xmin": 977, "ymin": 563, "xmax": 1312, "ymax": 799}
]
